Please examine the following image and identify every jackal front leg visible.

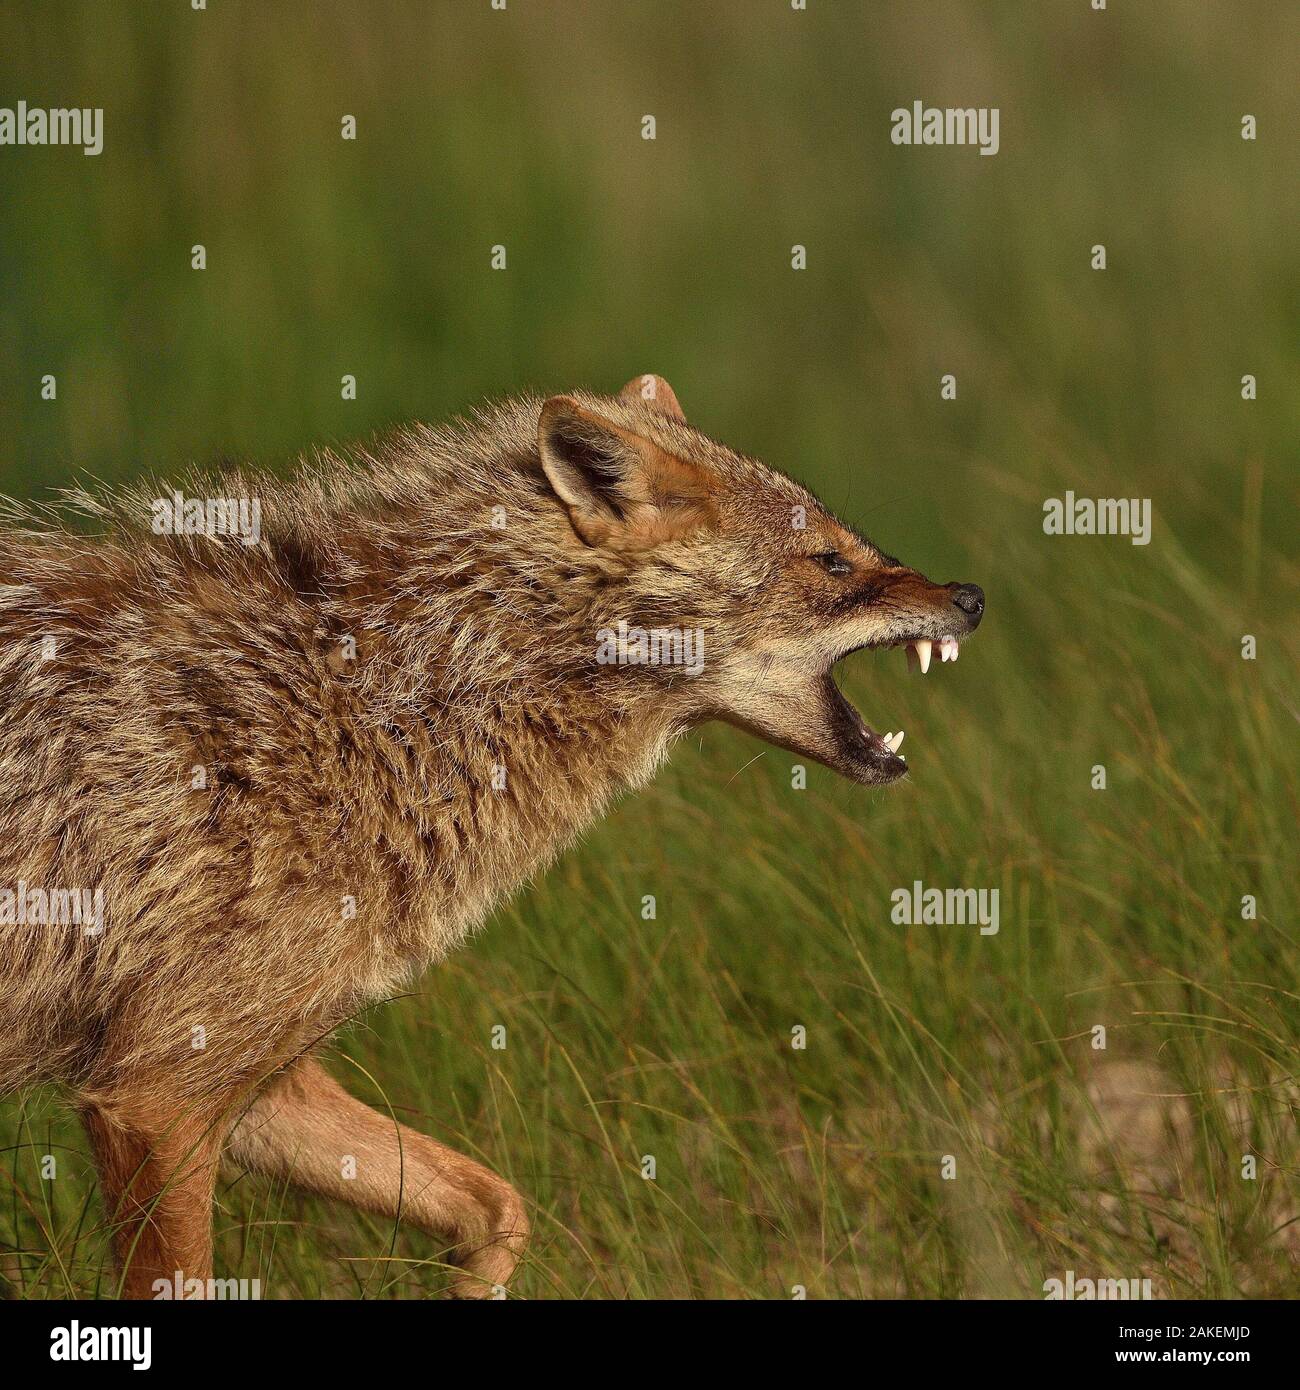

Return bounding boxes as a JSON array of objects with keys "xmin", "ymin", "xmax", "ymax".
[
  {"xmin": 227, "ymin": 1056, "xmax": 528, "ymax": 1297},
  {"xmin": 82, "ymin": 1103, "xmax": 224, "ymax": 1300}
]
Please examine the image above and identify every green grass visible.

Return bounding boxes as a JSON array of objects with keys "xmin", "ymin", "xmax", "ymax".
[{"xmin": 1, "ymin": 1, "xmax": 1296, "ymax": 1298}]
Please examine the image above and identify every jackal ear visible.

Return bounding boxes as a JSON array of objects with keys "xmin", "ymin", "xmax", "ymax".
[
  {"xmin": 538, "ymin": 396, "xmax": 715, "ymax": 550},
  {"xmin": 617, "ymin": 374, "xmax": 686, "ymax": 422}
]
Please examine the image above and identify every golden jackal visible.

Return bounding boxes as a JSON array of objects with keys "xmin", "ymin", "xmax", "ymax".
[{"xmin": 0, "ymin": 375, "xmax": 983, "ymax": 1297}]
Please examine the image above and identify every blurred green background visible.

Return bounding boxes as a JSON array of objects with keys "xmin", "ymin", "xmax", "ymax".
[{"xmin": 1, "ymin": 1, "xmax": 1296, "ymax": 1298}]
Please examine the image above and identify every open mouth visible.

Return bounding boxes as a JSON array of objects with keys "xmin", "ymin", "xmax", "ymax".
[{"xmin": 825, "ymin": 634, "xmax": 965, "ymax": 782}]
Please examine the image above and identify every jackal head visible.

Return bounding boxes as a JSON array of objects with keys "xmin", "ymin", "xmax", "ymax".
[{"xmin": 538, "ymin": 375, "xmax": 984, "ymax": 786}]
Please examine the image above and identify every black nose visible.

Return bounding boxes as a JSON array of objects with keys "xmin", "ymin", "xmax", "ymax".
[{"xmin": 952, "ymin": 584, "xmax": 985, "ymax": 623}]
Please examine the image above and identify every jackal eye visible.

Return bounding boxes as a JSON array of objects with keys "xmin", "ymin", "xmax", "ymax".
[{"xmin": 811, "ymin": 551, "xmax": 852, "ymax": 577}]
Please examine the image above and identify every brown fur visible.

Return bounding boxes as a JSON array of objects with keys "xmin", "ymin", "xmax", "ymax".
[{"xmin": 0, "ymin": 376, "xmax": 980, "ymax": 1296}]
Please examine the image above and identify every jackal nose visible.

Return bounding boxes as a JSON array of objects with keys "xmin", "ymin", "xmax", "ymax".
[{"xmin": 951, "ymin": 584, "xmax": 985, "ymax": 625}]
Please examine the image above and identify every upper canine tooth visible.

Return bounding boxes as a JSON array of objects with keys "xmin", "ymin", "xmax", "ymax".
[
  {"xmin": 886, "ymin": 730, "xmax": 905, "ymax": 752},
  {"xmin": 914, "ymin": 639, "xmax": 932, "ymax": 673}
]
